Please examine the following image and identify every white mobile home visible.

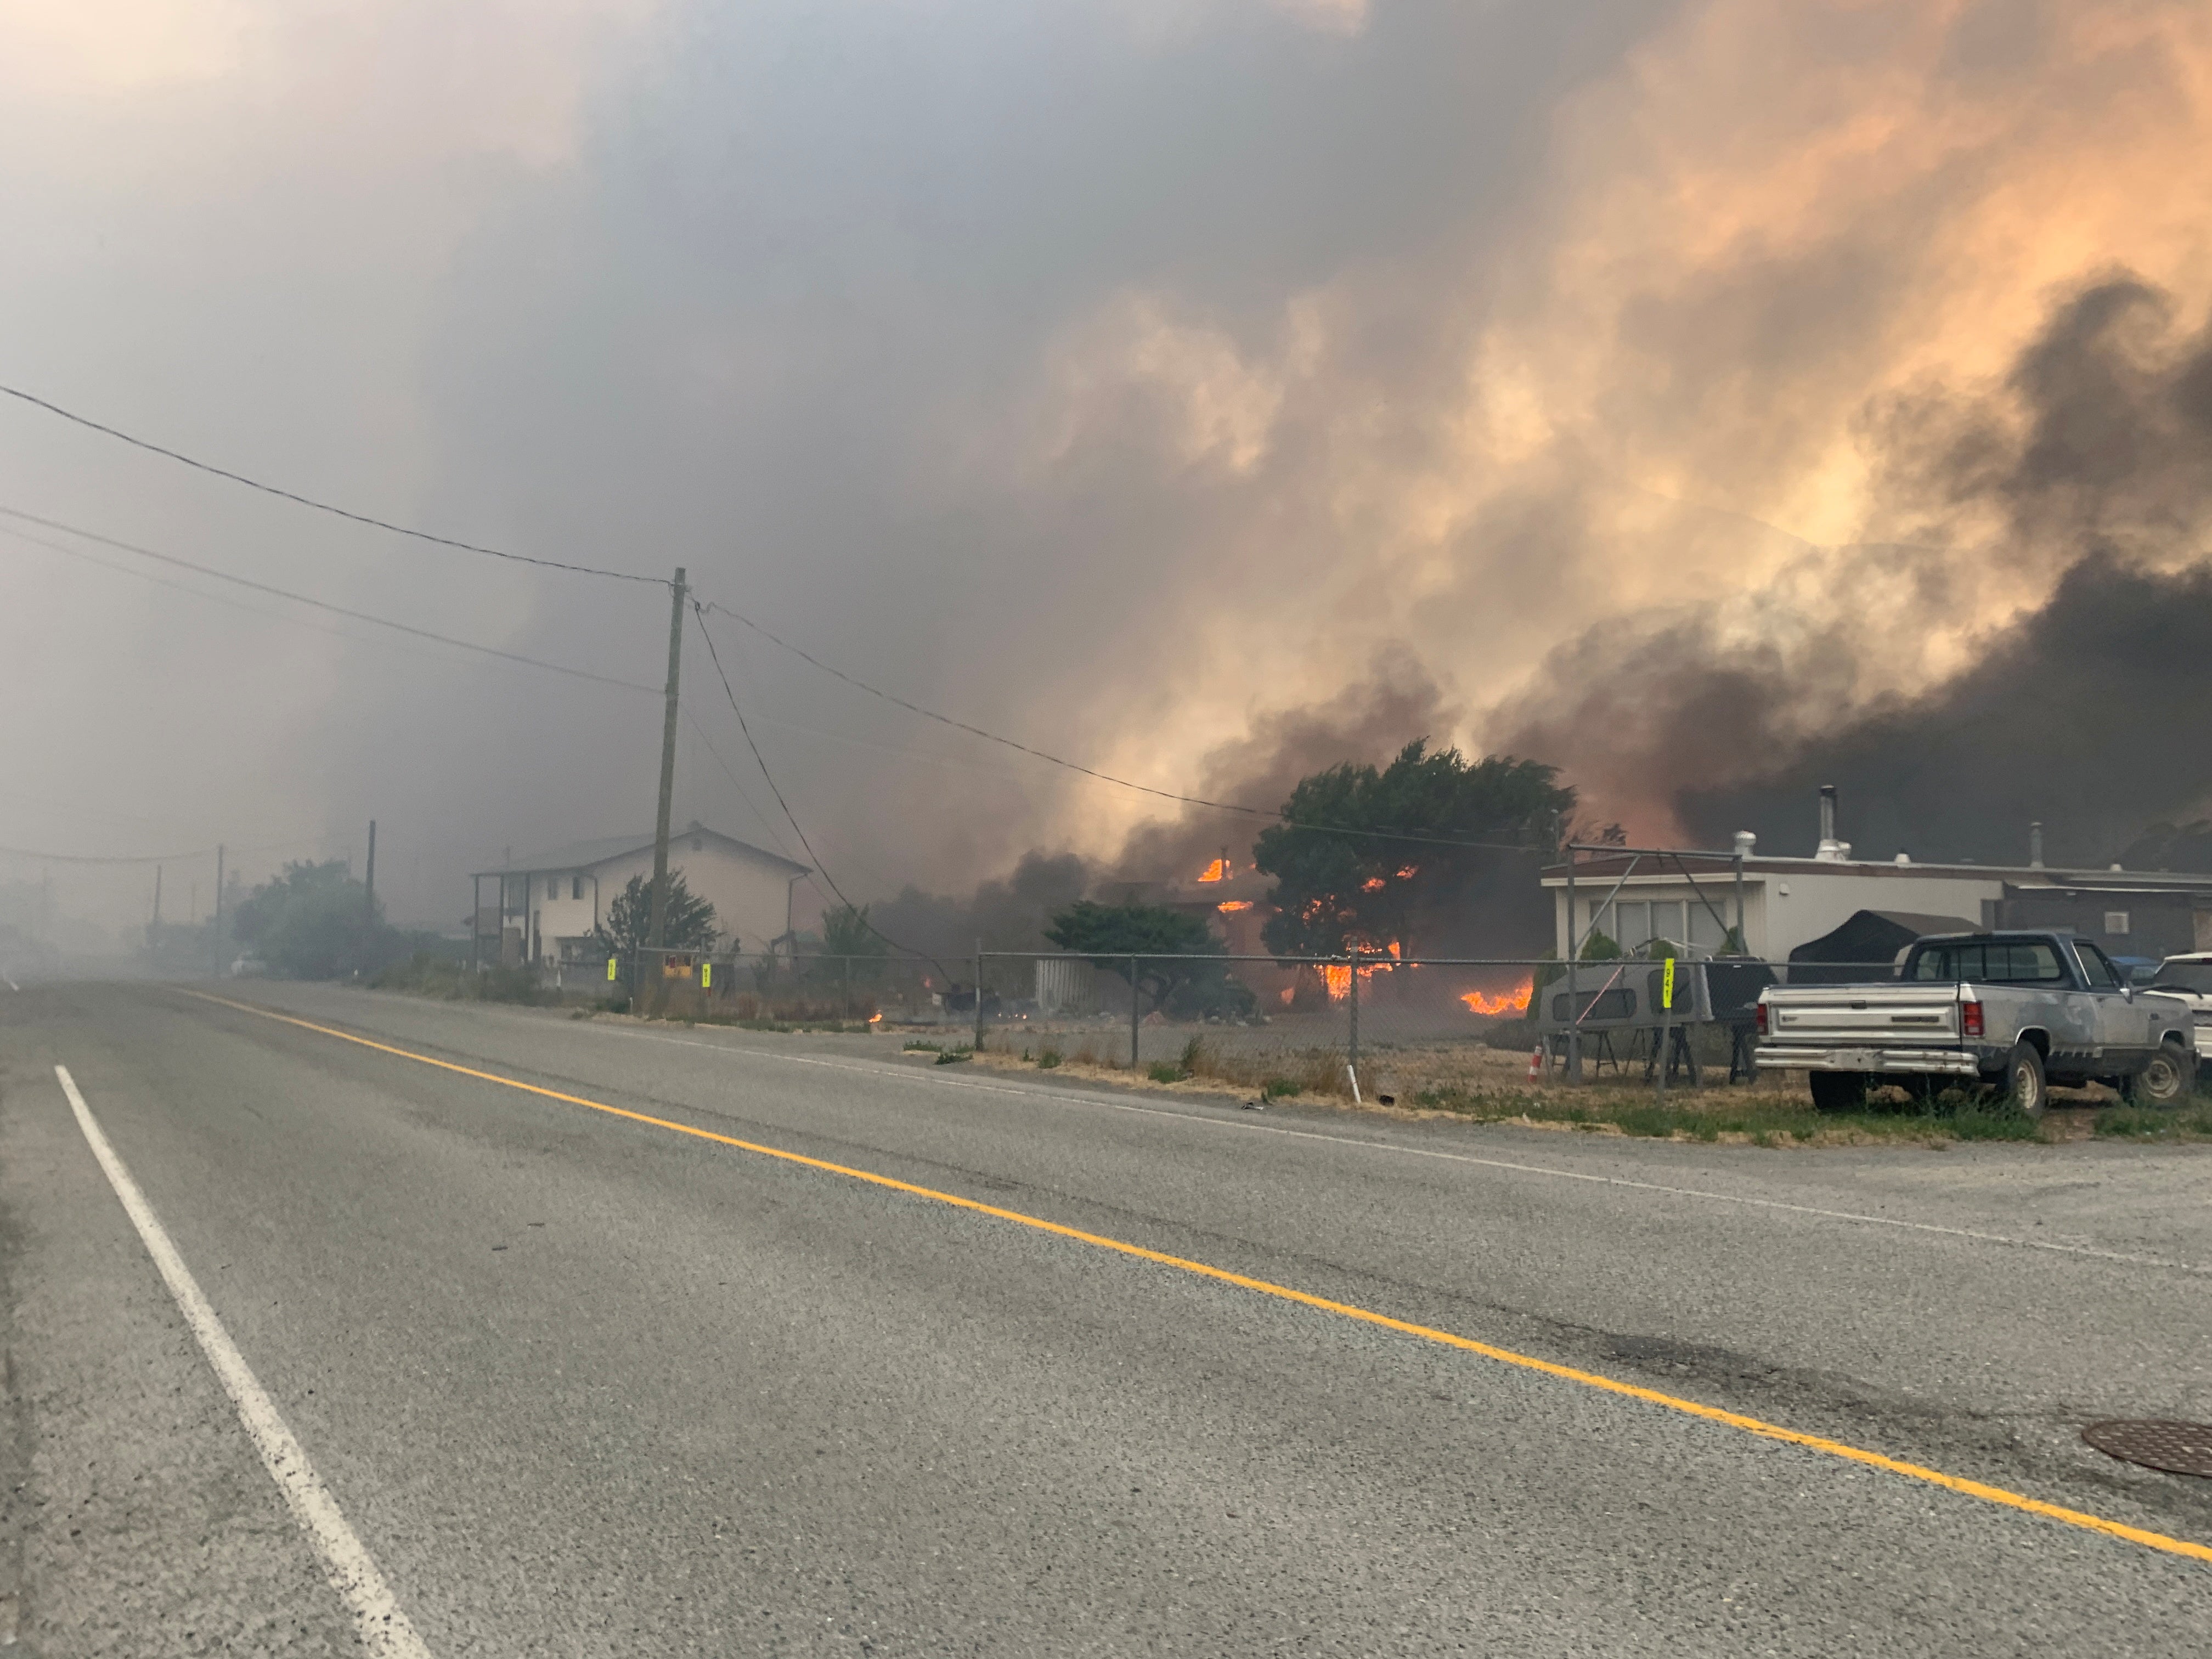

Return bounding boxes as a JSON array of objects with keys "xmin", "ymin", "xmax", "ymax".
[{"xmin": 471, "ymin": 822, "xmax": 809, "ymax": 967}]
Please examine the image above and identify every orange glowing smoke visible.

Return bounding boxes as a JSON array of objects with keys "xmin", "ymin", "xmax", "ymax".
[
  {"xmin": 1196, "ymin": 858, "xmax": 1228, "ymax": 883},
  {"xmin": 1322, "ymin": 964, "xmax": 1351, "ymax": 1000},
  {"xmin": 1217, "ymin": 900, "xmax": 1252, "ymax": 912},
  {"xmin": 1361, "ymin": 877, "xmax": 1386, "ymax": 892},
  {"xmin": 1460, "ymin": 977, "xmax": 1534, "ymax": 1017}
]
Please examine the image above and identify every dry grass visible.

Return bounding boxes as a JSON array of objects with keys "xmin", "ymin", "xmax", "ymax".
[{"xmin": 966, "ymin": 1029, "xmax": 2190, "ymax": 1147}]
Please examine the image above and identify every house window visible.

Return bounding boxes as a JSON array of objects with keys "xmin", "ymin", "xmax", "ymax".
[
  {"xmin": 546, "ymin": 874, "xmax": 561, "ymax": 900},
  {"xmin": 2104, "ymin": 911, "xmax": 2130, "ymax": 935},
  {"xmin": 573, "ymin": 876, "xmax": 585, "ymax": 900}
]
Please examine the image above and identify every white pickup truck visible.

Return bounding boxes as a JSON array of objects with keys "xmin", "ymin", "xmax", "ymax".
[
  {"xmin": 2140, "ymin": 953, "xmax": 2212, "ymax": 1074},
  {"xmin": 1754, "ymin": 931, "xmax": 2195, "ymax": 1115}
]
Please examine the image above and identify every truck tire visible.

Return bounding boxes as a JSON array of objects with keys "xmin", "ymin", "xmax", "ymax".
[
  {"xmin": 1809, "ymin": 1071, "xmax": 1866, "ymax": 1113},
  {"xmin": 2004, "ymin": 1041, "xmax": 2049, "ymax": 1119},
  {"xmin": 2123, "ymin": 1040, "xmax": 2193, "ymax": 1107}
]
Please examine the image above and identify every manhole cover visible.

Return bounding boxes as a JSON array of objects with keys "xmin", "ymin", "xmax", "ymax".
[{"xmin": 2081, "ymin": 1420, "xmax": 2212, "ymax": 1478}]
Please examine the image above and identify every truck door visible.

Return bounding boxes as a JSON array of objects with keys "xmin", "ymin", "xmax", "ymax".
[
  {"xmin": 1987, "ymin": 938, "xmax": 2091, "ymax": 1067},
  {"xmin": 2072, "ymin": 940, "xmax": 2148, "ymax": 1068}
]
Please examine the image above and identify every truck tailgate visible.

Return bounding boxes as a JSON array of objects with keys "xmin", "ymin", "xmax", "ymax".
[{"xmin": 1765, "ymin": 984, "xmax": 1961, "ymax": 1046}]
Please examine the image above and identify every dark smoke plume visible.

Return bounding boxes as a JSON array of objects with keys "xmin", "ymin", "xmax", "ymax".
[
  {"xmin": 1498, "ymin": 274, "xmax": 2212, "ymax": 870},
  {"xmin": 865, "ymin": 656, "xmax": 1458, "ymax": 957},
  {"xmin": 1110, "ymin": 654, "xmax": 1458, "ymax": 885}
]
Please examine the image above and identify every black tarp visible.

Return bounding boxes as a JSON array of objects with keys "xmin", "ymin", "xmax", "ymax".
[{"xmin": 1785, "ymin": 910, "xmax": 1978, "ymax": 985}]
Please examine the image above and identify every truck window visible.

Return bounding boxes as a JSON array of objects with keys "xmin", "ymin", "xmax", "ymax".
[
  {"xmin": 2150, "ymin": 961, "xmax": 2212, "ymax": 994},
  {"xmin": 2073, "ymin": 943, "xmax": 2119, "ymax": 989},
  {"xmin": 1907, "ymin": 940, "xmax": 2066, "ymax": 984},
  {"xmin": 1908, "ymin": 945, "xmax": 1955, "ymax": 981}
]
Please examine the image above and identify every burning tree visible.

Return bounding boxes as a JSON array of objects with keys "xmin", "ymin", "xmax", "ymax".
[{"xmin": 1254, "ymin": 742, "xmax": 1574, "ymax": 960}]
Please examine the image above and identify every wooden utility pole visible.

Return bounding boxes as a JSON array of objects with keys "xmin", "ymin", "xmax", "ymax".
[
  {"xmin": 364, "ymin": 820, "xmax": 377, "ymax": 923},
  {"xmin": 646, "ymin": 567, "xmax": 688, "ymax": 970},
  {"xmin": 215, "ymin": 844, "xmax": 225, "ymax": 926}
]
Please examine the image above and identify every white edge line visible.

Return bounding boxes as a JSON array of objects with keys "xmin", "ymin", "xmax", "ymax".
[{"xmin": 55, "ymin": 1064, "xmax": 432, "ymax": 1659}]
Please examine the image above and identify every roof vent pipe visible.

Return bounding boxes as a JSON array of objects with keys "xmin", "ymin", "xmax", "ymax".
[
  {"xmin": 2029, "ymin": 821, "xmax": 2045, "ymax": 869},
  {"xmin": 1733, "ymin": 830, "xmax": 1756, "ymax": 859},
  {"xmin": 1815, "ymin": 785, "xmax": 1845, "ymax": 861}
]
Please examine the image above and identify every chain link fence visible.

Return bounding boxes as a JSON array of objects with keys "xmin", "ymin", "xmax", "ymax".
[
  {"xmin": 964, "ymin": 950, "xmax": 1918, "ymax": 1106},
  {"xmin": 531, "ymin": 944, "xmax": 1915, "ymax": 1105}
]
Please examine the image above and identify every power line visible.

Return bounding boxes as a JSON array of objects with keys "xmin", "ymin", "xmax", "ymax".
[
  {"xmin": 692, "ymin": 601, "xmax": 1548, "ymax": 857},
  {"xmin": 0, "ymin": 507, "xmax": 663, "ymax": 696},
  {"xmin": 0, "ymin": 382, "xmax": 663, "ymax": 586},
  {"xmin": 689, "ymin": 605, "xmax": 943, "ymax": 969},
  {"xmin": 0, "ymin": 841, "xmax": 217, "ymax": 865},
  {"xmin": 680, "ymin": 708, "xmax": 804, "ymax": 867}
]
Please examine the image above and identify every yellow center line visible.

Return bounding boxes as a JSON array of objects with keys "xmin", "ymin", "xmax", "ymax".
[{"xmin": 178, "ymin": 988, "xmax": 2212, "ymax": 1568}]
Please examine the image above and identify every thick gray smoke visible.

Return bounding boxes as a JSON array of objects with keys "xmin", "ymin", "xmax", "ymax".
[{"xmin": 1497, "ymin": 275, "xmax": 2212, "ymax": 870}]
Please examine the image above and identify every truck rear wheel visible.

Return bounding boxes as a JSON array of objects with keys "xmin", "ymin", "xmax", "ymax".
[
  {"xmin": 2004, "ymin": 1041, "xmax": 2049, "ymax": 1119},
  {"xmin": 1809, "ymin": 1071, "xmax": 1866, "ymax": 1113},
  {"xmin": 2123, "ymin": 1040, "xmax": 2193, "ymax": 1107}
]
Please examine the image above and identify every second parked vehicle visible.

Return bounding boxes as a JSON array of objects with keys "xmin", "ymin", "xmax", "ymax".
[{"xmin": 2137, "ymin": 952, "xmax": 2212, "ymax": 1076}]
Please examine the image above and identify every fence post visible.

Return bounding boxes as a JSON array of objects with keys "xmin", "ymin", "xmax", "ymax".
[
  {"xmin": 1129, "ymin": 956, "xmax": 1141, "ymax": 1069},
  {"xmin": 1566, "ymin": 854, "xmax": 1582, "ymax": 1083},
  {"xmin": 1346, "ymin": 951, "xmax": 1360, "ymax": 1077},
  {"xmin": 974, "ymin": 941, "xmax": 986, "ymax": 1052},
  {"xmin": 844, "ymin": 953, "xmax": 854, "ymax": 1017}
]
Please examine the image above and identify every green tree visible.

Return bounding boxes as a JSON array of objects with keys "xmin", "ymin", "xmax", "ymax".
[
  {"xmin": 1045, "ymin": 899, "xmax": 1254, "ymax": 1018},
  {"xmin": 1254, "ymin": 742, "xmax": 1575, "ymax": 959},
  {"xmin": 592, "ymin": 872, "xmax": 719, "ymax": 957},
  {"xmin": 230, "ymin": 860, "xmax": 386, "ymax": 980}
]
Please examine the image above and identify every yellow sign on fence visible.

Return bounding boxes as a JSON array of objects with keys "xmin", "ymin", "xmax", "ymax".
[
  {"xmin": 701, "ymin": 962, "xmax": 712, "ymax": 990},
  {"xmin": 1661, "ymin": 956, "xmax": 1677, "ymax": 1012},
  {"xmin": 606, "ymin": 957, "xmax": 618, "ymax": 982}
]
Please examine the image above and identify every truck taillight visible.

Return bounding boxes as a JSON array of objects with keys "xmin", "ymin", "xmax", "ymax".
[
  {"xmin": 1755, "ymin": 1000, "xmax": 1769, "ymax": 1036},
  {"xmin": 1962, "ymin": 1000, "xmax": 1984, "ymax": 1037}
]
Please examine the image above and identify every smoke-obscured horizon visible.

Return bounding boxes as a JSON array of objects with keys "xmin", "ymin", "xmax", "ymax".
[{"xmin": 4, "ymin": 1, "xmax": 2209, "ymax": 948}]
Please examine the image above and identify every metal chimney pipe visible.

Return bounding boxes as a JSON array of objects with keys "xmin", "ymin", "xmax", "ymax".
[
  {"xmin": 1818, "ymin": 785, "xmax": 1837, "ymax": 854},
  {"xmin": 2029, "ymin": 821, "xmax": 2045, "ymax": 868}
]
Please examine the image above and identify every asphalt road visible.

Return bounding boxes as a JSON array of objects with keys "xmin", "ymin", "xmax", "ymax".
[{"xmin": 3, "ymin": 979, "xmax": 2210, "ymax": 1655}]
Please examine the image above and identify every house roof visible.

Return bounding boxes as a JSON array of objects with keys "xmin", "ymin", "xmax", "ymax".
[
  {"xmin": 1542, "ymin": 854, "xmax": 2212, "ymax": 891},
  {"xmin": 473, "ymin": 823, "xmax": 808, "ymax": 878}
]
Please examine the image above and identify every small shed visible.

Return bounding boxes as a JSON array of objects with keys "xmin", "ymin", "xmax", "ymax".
[{"xmin": 1785, "ymin": 910, "xmax": 1977, "ymax": 985}]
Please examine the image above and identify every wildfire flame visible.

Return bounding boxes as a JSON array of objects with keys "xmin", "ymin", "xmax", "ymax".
[
  {"xmin": 1460, "ymin": 977, "xmax": 1534, "ymax": 1017},
  {"xmin": 1217, "ymin": 899, "xmax": 1252, "ymax": 912},
  {"xmin": 868, "ymin": 1012, "xmax": 883, "ymax": 1026},
  {"xmin": 1318, "ymin": 950, "xmax": 1397, "ymax": 1002},
  {"xmin": 1196, "ymin": 858, "xmax": 1228, "ymax": 883}
]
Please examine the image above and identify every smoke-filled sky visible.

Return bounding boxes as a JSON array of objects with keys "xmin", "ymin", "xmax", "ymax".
[{"xmin": 4, "ymin": 0, "xmax": 2209, "ymax": 939}]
